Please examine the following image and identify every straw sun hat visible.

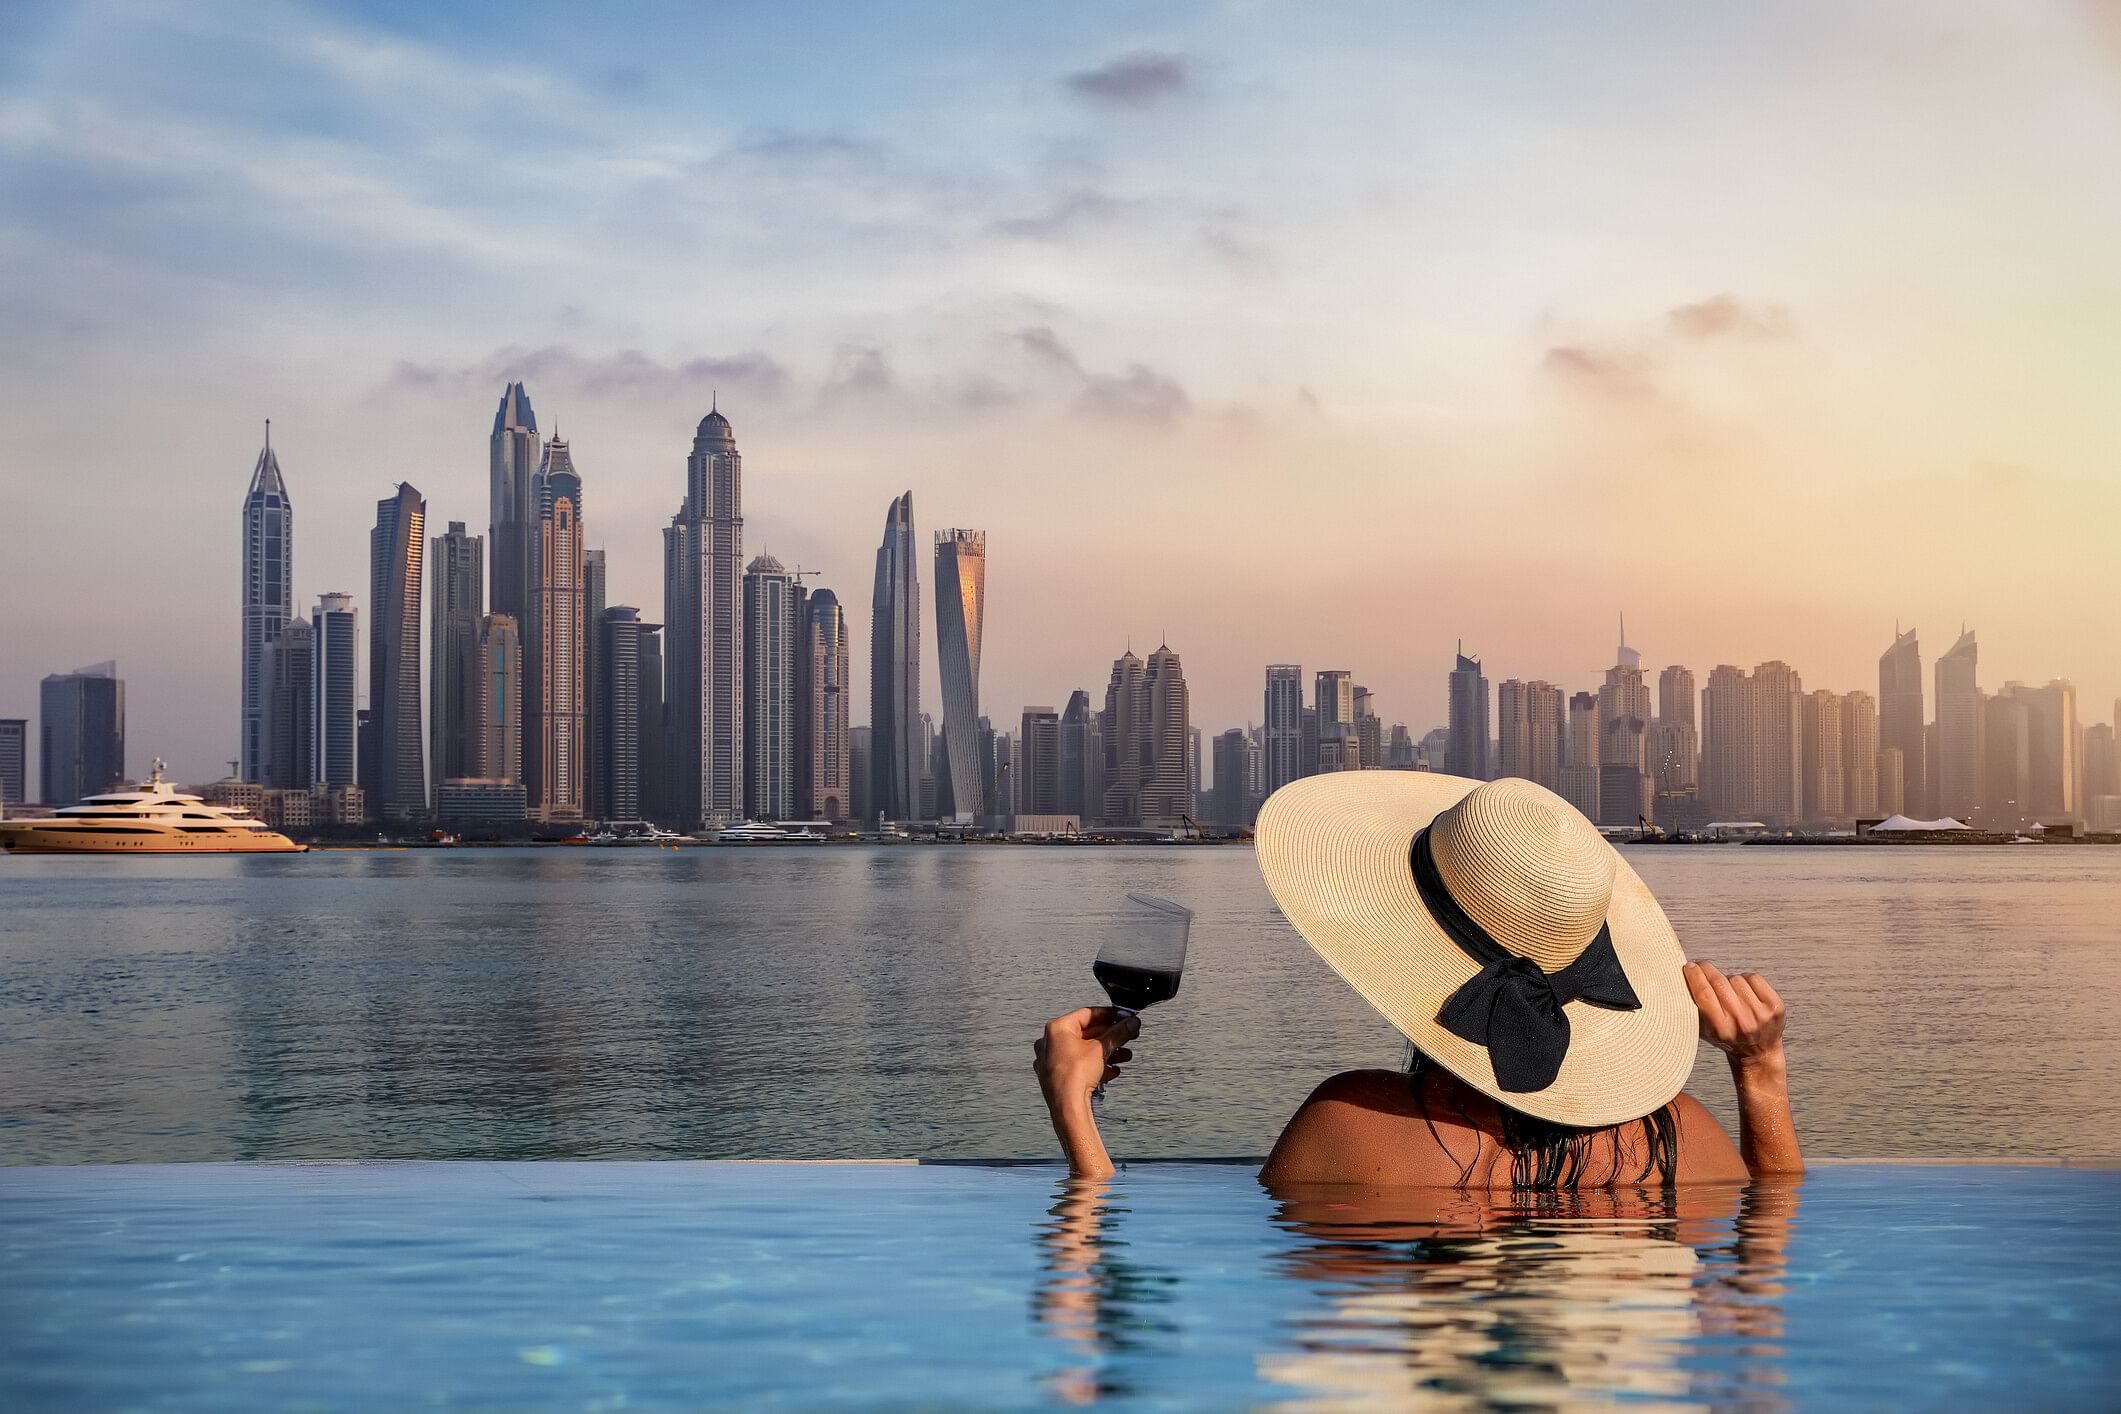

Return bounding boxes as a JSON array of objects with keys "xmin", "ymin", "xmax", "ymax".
[{"xmin": 1255, "ymin": 772, "xmax": 1696, "ymax": 1128}]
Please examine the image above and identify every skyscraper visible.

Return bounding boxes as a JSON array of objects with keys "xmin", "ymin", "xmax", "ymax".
[
  {"xmin": 528, "ymin": 437, "xmax": 586, "ymax": 822},
  {"xmin": 240, "ymin": 423, "xmax": 292, "ymax": 783},
  {"xmin": 1561, "ymin": 690, "xmax": 1599, "ymax": 819},
  {"xmin": 366, "ymin": 483, "xmax": 426, "ymax": 821},
  {"xmin": 265, "ymin": 618, "xmax": 314, "ymax": 790},
  {"xmin": 1879, "ymin": 627, "xmax": 1926, "ymax": 818},
  {"xmin": 934, "ymin": 528, "xmax": 987, "ymax": 825},
  {"xmin": 311, "ymin": 595, "xmax": 358, "ymax": 788},
  {"xmin": 475, "ymin": 614, "xmax": 522, "ymax": 786},
  {"xmin": 594, "ymin": 606, "xmax": 652, "ymax": 823},
  {"xmin": 1264, "ymin": 665, "xmax": 1304, "ymax": 796},
  {"xmin": 1654, "ymin": 665, "xmax": 1698, "ymax": 795},
  {"xmin": 1019, "ymin": 707, "xmax": 1062, "ymax": 818},
  {"xmin": 2021, "ymin": 680, "xmax": 2080, "ymax": 822},
  {"xmin": 1211, "ymin": 727, "xmax": 1249, "ymax": 826},
  {"xmin": 637, "ymin": 622, "xmax": 666, "ymax": 824},
  {"xmin": 1445, "ymin": 646, "xmax": 1488, "ymax": 780},
  {"xmin": 38, "ymin": 663, "xmax": 124, "ymax": 805},
  {"xmin": 1802, "ymin": 689, "xmax": 1846, "ymax": 822},
  {"xmin": 848, "ymin": 726, "xmax": 872, "ymax": 825},
  {"xmin": 664, "ymin": 404, "xmax": 746, "ymax": 828},
  {"xmin": 742, "ymin": 555, "xmax": 799, "ymax": 821},
  {"xmin": 1597, "ymin": 624, "xmax": 1652, "ymax": 827},
  {"xmin": 1315, "ymin": 670, "xmax": 1354, "ymax": 776},
  {"xmin": 803, "ymin": 590, "xmax": 851, "ymax": 821},
  {"xmin": 868, "ymin": 492, "xmax": 921, "ymax": 822},
  {"xmin": 0, "ymin": 718, "xmax": 25, "ymax": 807},
  {"xmin": 429, "ymin": 521, "xmax": 483, "ymax": 799},
  {"xmin": 1934, "ymin": 628, "xmax": 1981, "ymax": 821},
  {"xmin": 1497, "ymin": 679, "xmax": 1565, "ymax": 787},
  {"xmin": 1841, "ymin": 690, "xmax": 1880, "ymax": 818},
  {"xmin": 1701, "ymin": 661, "xmax": 1804, "ymax": 826},
  {"xmin": 1060, "ymin": 689, "xmax": 1100, "ymax": 823},
  {"xmin": 582, "ymin": 547, "xmax": 607, "ymax": 818},
  {"xmin": 1141, "ymin": 645, "xmax": 1192, "ymax": 827},
  {"xmin": 1354, "ymin": 688, "xmax": 1382, "ymax": 770},
  {"xmin": 1101, "ymin": 650, "xmax": 1147, "ymax": 825}
]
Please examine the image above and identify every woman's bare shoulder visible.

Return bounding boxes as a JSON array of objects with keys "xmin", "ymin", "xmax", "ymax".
[
  {"xmin": 1670, "ymin": 1090, "xmax": 1749, "ymax": 1183},
  {"xmin": 1260, "ymin": 1070, "xmax": 1477, "ymax": 1186}
]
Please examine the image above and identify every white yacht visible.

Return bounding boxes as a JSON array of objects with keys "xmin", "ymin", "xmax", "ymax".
[
  {"xmin": 0, "ymin": 761, "xmax": 305, "ymax": 854},
  {"xmin": 713, "ymin": 820, "xmax": 823, "ymax": 844}
]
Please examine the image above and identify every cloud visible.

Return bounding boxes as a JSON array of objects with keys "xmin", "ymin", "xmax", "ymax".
[
  {"xmin": 989, "ymin": 189, "xmax": 1124, "ymax": 240},
  {"xmin": 819, "ymin": 345, "xmax": 898, "ymax": 402},
  {"xmin": 1012, "ymin": 325, "xmax": 1191, "ymax": 423},
  {"xmin": 1014, "ymin": 325, "xmax": 1084, "ymax": 375},
  {"xmin": 1541, "ymin": 344, "xmax": 1658, "ymax": 400},
  {"xmin": 386, "ymin": 346, "xmax": 790, "ymax": 401},
  {"xmin": 1666, "ymin": 294, "xmax": 1794, "ymax": 341},
  {"xmin": 1063, "ymin": 52, "xmax": 1194, "ymax": 107}
]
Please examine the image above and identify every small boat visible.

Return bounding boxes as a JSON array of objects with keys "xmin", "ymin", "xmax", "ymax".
[{"xmin": 0, "ymin": 760, "xmax": 305, "ymax": 854}]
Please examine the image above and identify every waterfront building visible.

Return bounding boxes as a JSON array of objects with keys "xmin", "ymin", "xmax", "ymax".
[
  {"xmin": 523, "ymin": 438, "xmax": 586, "ymax": 823},
  {"xmin": 918, "ymin": 712, "xmax": 940, "ymax": 821},
  {"xmin": 1101, "ymin": 650, "xmax": 1146, "ymax": 825},
  {"xmin": 1879, "ymin": 746, "xmax": 1907, "ymax": 817},
  {"xmin": 264, "ymin": 619, "xmax": 314, "ymax": 790},
  {"xmin": 664, "ymin": 404, "xmax": 746, "ymax": 828},
  {"xmin": 1840, "ymin": 690, "xmax": 1880, "ymax": 818},
  {"xmin": 1802, "ymin": 689, "xmax": 1847, "ymax": 822},
  {"xmin": 1561, "ymin": 691, "xmax": 1599, "ymax": 819},
  {"xmin": 240, "ymin": 423, "xmax": 292, "ymax": 783},
  {"xmin": 1934, "ymin": 628, "xmax": 1981, "ymax": 822},
  {"xmin": 436, "ymin": 779, "xmax": 530, "ymax": 828},
  {"xmin": 1701, "ymin": 661, "xmax": 1805, "ymax": 827},
  {"xmin": 2020, "ymin": 680, "xmax": 2080, "ymax": 822},
  {"xmin": 1445, "ymin": 646, "xmax": 1489, "ymax": 781},
  {"xmin": 1598, "ymin": 627, "xmax": 1653, "ymax": 828},
  {"xmin": 636, "ymin": 622, "xmax": 666, "ymax": 823},
  {"xmin": 1142, "ymin": 646, "xmax": 1192, "ymax": 827},
  {"xmin": 1315, "ymin": 670, "xmax": 1354, "ymax": 777},
  {"xmin": 1019, "ymin": 707, "xmax": 1062, "ymax": 818},
  {"xmin": 594, "ymin": 607, "xmax": 654, "ymax": 822},
  {"xmin": 429, "ymin": 522, "xmax": 484, "ymax": 801},
  {"xmin": 489, "ymin": 382, "xmax": 540, "ymax": 616},
  {"xmin": 39, "ymin": 663, "xmax": 125, "ymax": 806},
  {"xmin": 474, "ymin": 614, "xmax": 522, "ymax": 785},
  {"xmin": 582, "ymin": 547, "xmax": 607, "ymax": 818},
  {"xmin": 311, "ymin": 595, "xmax": 358, "ymax": 788},
  {"xmin": 366, "ymin": 483, "xmax": 427, "ymax": 821},
  {"xmin": 1386, "ymin": 723, "xmax": 1416, "ymax": 770},
  {"xmin": 0, "ymin": 718, "xmax": 24, "ymax": 807},
  {"xmin": 1211, "ymin": 727, "xmax": 1249, "ymax": 826},
  {"xmin": 802, "ymin": 590, "xmax": 850, "ymax": 822},
  {"xmin": 1878, "ymin": 626, "xmax": 1926, "ymax": 818},
  {"xmin": 1980, "ymin": 690, "xmax": 2029, "ymax": 829},
  {"xmin": 1264, "ymin": 665, "xmax": 1304, "ymax": 795},
  {"xmin": 934, "ymin": 528, "xmax": 987, "ymax": 825},
  {"xmin": 1496, "ymin": 680, "xmax": 1546, "ymax": 784},
  {"xmin": 2085, "ymin": 722, "xmax": 2118, "ymax": 803},
  {"xmin": 868, "ymin": 492, "xmax": 921, "ymax": 822},
  {"xmin": 1189, "ymin": 725, "xmax": 1203, "ymax": 813},
  {"xmin": 1354, "ymin": 688, "xmax": 1382, "ymax": 770},
  {"xmin": 1060, "ymin": 690, "xmax": 1101, "ymax": 823},
  {"xmin": 742, "ymin": 556, "xmax": 799, "ymax": 821},
  {"xmin": 848, "ymin": 725, "xmax": 872, "ymax": 825}
]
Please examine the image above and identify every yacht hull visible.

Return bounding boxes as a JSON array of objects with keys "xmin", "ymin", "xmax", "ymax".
[{"xmin": 0, "ymin": 824, "xmax": 307, "ymax": 854}]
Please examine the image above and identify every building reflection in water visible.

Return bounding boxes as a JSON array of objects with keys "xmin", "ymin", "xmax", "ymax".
[{"xmin": 1035, "ymin": 1173, "xmax": 1797, "ymax": 1410}]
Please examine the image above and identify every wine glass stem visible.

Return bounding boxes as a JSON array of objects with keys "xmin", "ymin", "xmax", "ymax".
[{"xmin": 1091, "ymin": 1007, "xmax": 1138, "ymax": 1105}]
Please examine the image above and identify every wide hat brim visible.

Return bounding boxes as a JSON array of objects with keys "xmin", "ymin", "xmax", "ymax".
[{"xmin": 1255, "ymin": 771, "xmax": 1697, "ymax": 1128}]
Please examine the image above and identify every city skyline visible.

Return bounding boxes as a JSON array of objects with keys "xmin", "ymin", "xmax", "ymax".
[{"xmin": 5, "ymin": 5, "xmax": 2120, "ymax": 786}]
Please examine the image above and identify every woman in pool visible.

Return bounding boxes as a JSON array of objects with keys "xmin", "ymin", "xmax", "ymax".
[{"xmin": 1034, "ymin": 774, "xmax": 1803, "ymax": 1187}]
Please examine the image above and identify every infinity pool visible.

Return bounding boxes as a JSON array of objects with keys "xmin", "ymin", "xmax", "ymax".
[{"xmin": 2, "ymin": 1160, "xmax": 2114, "ymax": 1409}]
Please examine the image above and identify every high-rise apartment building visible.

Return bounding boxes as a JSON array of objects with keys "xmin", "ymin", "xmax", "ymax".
[
  {"xmin": 1879, "ymin": 627, "xmax": 1926, "ymax": 819},
  {"xmin": 869, "ymin": 492, "xmax": 921, "ymax": 822},
  {"xmin": 1654, "ymin": 665, "xmax": 1699, "ymax": 796},
  {"xmin": 1354, "ymin": 688, "xmax": 1382, "ymax": 770},
  {"xmin": 240, "ymin": 424, "xmax": 292, "ymax": 783},
  {"xmin": 0, "ymin": 718, "xmax": 25, "ymax": 807},
  {"xmin": 429, "ymin": 522, "xmax": 483, "ymax": 800},
  {"xmin": 1701, "ymin": 661, "xmax": 1804, "ymax": 826},
  {"xmin": 1562, "ymin": 690, "xmax": 1599, "ymax": 819},
  {"xmin": 802, "ymin": 590, "xmax": 850, "ymax": 822},
  {"xmin": 1840, "ymin": 690, "xmax": 1880, "ymax": 818},
  {"xmin": 1981, "ymin": 689, "xmax": 2030, "ymax": 829},
  {"xmin": 1315, "ymin": 670, "xmax": 1354, "ymax": 776},
  {"xmin": 1598, "ymin": 629, "xmax": 1653, "ymax": 828},
  {"xmin": 664, "ymin": 405, "xmax": 746, "ymax": 828},
  {"xmin": 637, "ymin": 622, "xmax": 666, "ymax": 824},
  {"xmin": 742, "ymin": 556, "xmax": 799, "ymax": 821},
  {"xmin": 265, "ymin": 618, "xmax": 314, "ymax": 790},
  {"xmin": 1142, "ymin": 646, "xmax": 1192, "ymax": 826},
  {"xmin": 1018, "ymin": 707, "xmax": 1062, "ymax": 818},
  {"xmin": 582, "ymin": 547, "xmax": 607, "ymax": 818},
  {"xmin": 1101, "ymin": 650, "xmax": 1146, "ymax": 825},
  {"xmin": 1446, "ymin": 647, "xmax": 1489, "ymax": 781},
  {"xmin": 489, "ymin": 382, "xmax": 540, "ymax": 614},
  {"xmin": 476, "ymin": 614, "xmax": 522, "ymax": 786},
  {"xmin": 1934, "ymin": 628, "xmax": 1981, "ymax": 821},
  {"xmin": 366, "ymin": 483, "xmax": 426, "ymax": 821},
  {"xmin": 1211, "ymin": 727, "xmax": 1249, "ymax": 826},
  {"xmin": 1801, "ymin": 689, "xmax": 1846, "ymax": 822},
  {"xmin": 1497, "ymin": 679, "xmax": 1531, "ymax": 782},
  {"xmin": 2020, "ymin": 680, "xmax": 2080, "ymax": 822},
  {"xmin": 524, "ymin": 438, "xmax": 586, "ymax": 823},
  {"xmin": 934, "ymin": 528, "xmax": 987, "ymax": 824},
  {"xmin": 1496, "ymin": 680, "xmax": 1564, "ymax": 791},
  {"xmin": 39, "ymin": 663, "xmax": 125, "ymax": 806},
  {"xmin": 311, "ymin": 595, "xmax": 358, "ymax": 788},
  {"xmin": 40, "ymin": 663, "xmax": 126, "ymax": 806},
  {"xmin": 1264, "ymin": 665, "xmax": 1304, "ymax": 796},
  {"xmin": 594, "ymin": 606, "xmax": 652, "ymax": 823},
  {"xmin": 1060, "ymin": 690, "xmax": 1101, "ymax": 824}
]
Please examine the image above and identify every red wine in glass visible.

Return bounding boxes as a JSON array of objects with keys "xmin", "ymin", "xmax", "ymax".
[{"xmin": 1091, "ymin": 893, "xmax": 1193, "ymax": 1102}]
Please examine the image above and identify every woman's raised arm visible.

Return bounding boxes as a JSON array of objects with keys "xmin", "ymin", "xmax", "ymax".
[
  {"xmin": 1033, "ymin": 1008, "xmax": 1141, "ymax": 1178},
  {"xmin": 1686, "ymin": 961, "xmax": 1804, "ymax": 1179}
]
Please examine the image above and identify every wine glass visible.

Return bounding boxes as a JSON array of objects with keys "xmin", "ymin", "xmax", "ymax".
[{"xmin": 1091, "ymin": 892, "xmax": 1192, "ymax": 1102}]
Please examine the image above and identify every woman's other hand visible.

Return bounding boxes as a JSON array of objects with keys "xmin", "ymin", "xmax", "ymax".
[
  {"xmin": 1684, "ymin": 961, "xmax": 1787, "ymax": 1066},
  {"xmin": 1035, "ymin": 1007, "xmax": 1141, "ymax": 1105}
]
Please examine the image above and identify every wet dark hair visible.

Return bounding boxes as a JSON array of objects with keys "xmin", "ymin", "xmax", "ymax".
[{"xmin": 1406, "ymin": 1047, "xmax": 1679, "ymax": 1192}]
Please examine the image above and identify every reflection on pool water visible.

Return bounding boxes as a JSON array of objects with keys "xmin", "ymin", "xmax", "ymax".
[{"xmin": 2, "ymin": 1160, "xmax": 2113, "ymax": 1409}]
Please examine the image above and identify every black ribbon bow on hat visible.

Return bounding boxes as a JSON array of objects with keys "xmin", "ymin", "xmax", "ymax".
[{"xmin": 1410, "ymin": 828, "xmax": 1641, "ymax": 1093}]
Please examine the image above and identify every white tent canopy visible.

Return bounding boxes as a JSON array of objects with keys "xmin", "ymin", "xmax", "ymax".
[{"xmin": 1870, "ymin": 814, "xmax": 1971, "ymax": 832}]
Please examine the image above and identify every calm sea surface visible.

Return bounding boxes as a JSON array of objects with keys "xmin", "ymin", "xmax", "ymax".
[{"xmin": 1, "ymin": 845, "xmax": 2117, "ymax": 1165}]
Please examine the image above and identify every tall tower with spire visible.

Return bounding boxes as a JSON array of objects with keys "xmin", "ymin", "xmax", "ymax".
[
  {"xmin": 663, "ymin": 399, "xmax": 745, "ymax": 827},
  {"xmin": 868, "ymin": 492, "xmax": 921, "ymax": 822},
  {"xmin": 933, "ymin": 528, "xmax": 987, "ymax": 824},
  {"xmin": 528, "ymin": 435, "xmax": 586, "ymax": 821},
  {"xmin": 241, "ymin": 421, "xmax": 293, "ymax": 783}
]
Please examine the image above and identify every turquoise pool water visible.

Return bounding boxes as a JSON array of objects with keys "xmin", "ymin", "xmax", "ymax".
[{"xmin": 3, "ymin": 1161, "xmax": 2114, "ymax": 1409}]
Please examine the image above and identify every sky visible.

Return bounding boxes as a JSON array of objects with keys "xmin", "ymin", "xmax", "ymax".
[{"xmin": 2, "ymin": 0, "xmax": 2118, "ymax": 792}]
